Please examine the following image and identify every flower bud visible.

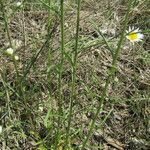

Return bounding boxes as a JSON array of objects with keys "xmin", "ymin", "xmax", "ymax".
[{"xmin": 6, "ymin": 48, "xmax": 14, "ymax": 55}]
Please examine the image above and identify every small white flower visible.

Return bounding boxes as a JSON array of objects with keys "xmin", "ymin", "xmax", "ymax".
[
  {"xmin": 16, "ymin": 2, "xmax": 22, "ymax": 7},
  {"xmin": 14, "ymin": 55, "xmax": 19, "ymax": 61},
  {"xmin": 0, "ymin": 125, "xmax": 2, "ymax": 134},
  {"xmin": 6, "ymin": 48, "xmax": 14, "ymax": 55},
  {"xmin": 114, "ymin": 77, "xmax": 119, "ymax": 82},
  {"xmin": 39, "ymin": 106, "xmax": 44, "ymax": 112},
  {"xmin": 126, "ymin": 26, "xmax": 144, "ymax": 43}
]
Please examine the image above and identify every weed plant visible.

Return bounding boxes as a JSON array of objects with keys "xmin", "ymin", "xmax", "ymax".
[{"xmin": 0, "ymin": 0, "xmax": 150, "ymax": 149}]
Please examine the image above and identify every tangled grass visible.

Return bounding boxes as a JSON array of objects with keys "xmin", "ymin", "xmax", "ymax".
[{"xmin": 0, "ymin": 0, "xmax": 150, "ymax": 149}]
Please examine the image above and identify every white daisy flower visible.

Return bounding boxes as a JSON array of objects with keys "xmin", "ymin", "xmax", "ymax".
[
  {"xmin": 126, "ymin": 26, "xmax": 144, "ymax": 43},
  {"xmin": 6, "ymin": 48, "xmax": 14, "ymax": 55},
  {"xmin": 14, "ymin": 55, "xmax": 19, "ymax": 61},
  {"xmin": 0, "ymin": 125, "xmax": 2, "ymax": 134}
]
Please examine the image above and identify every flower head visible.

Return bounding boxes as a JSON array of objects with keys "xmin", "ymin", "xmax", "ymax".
[
  {"xmin": 16, "ymin": 2, "xmax": 22, "ymax": 7},
  {"xmin": 14, "ymin": 55, "xmax": 19, "ymax": 61},
  {"xmin": 6, "ymin": 48, "xmax": 14, "ymax": 55},
  {"xmin": 126, "ymin": 26, "xmax": 144, "ymax": 43},
  {"xmin": 39, "ymin": 106, "xmax": 44, "ymax": 112}
]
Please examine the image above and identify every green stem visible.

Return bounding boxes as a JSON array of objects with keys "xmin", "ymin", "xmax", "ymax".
[
  {"xmin": 0, "ymin": 73, "xmax": 11, "ymax": 117},
  {"xmin": 22, "ymin": 22, "xmax": 57, "ymax": 80},
  {"xmin": 58, "ymin": 0, "xmax": 64, "ymax": 123},
  {"xmin": 0, "ymin": 0, "xmax": 12, "ymax": 47},
  {"xmin": 65, "ymin": 0, "xmax": 81, "ymax": 148},
  {"xmin": 47, "ymin": 0, "xmax": 52, "ymax": 91},
  {"xmin": 0, "ymin": 0, "xmax": 20, "ymax": 91},
  {"xmin": 55, "ymin": 0, "xmax": 65, "ymax": 148},
  {"xmin": 81, "ymin": 0, "xmax": 133, "ymax": 149}
]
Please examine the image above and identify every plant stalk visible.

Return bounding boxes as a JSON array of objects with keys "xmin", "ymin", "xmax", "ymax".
[
  {"xmin": 81, "ymin": 0, "xmax": 133, "ymax": 148},
  {"xmin": 65, "ymin": 0, "xmax": 81, "ymax": 148}
]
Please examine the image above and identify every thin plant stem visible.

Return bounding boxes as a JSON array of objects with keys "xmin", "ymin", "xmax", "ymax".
[
  {"xmin": 46, "ymin": 0, "xmax": 55, "ymax": 141},
  {"xmin": 0, "ymin": 0, "xmax": 12, "ymax": 47},
  {"xmin": 0, "ymin": 0, "xmax": 20, "ymax": 90},
  {"xmin": 57, "ymin": 0, "xmax": 64, "ymax": 116},
  {"xmin": 47, "ymin": 0, "xmax": 52, "ymax": 104},
  {"xmin": 55, "ymin": 0, "xmax": 65, "ymax": 148},
  {"xmin": 64, "ymin": 0, "xmax": 81, "ymax": 148},
  {"xmin": 81, "ymin": 0, "xmax": 133, "ymax": 148},
  {"xmin": 0, "ymin": 73, "xmax": 11, "ymax": 117},
  {"xmin": 21, "ymin": 2, "xmax": 26, "ymax": 73},
  {"xmin": 58, "ymin": 0, "xmax": 65, "ymax": 115},
  {"xmin": 22, "ymin": 22, "xmax": 57, "ymax": 80},
  {"xmin": 39, "ymin": 0, "xmax": 59, "ymax": 14},
  {"xmin": 47, "ymin": 0, "xmax": 52, "ymax": 83}
]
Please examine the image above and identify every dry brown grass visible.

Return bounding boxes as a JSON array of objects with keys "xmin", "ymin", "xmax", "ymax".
[{"xmin": 0, "ymin": 0, "xmax": 150, "ymax": 149}]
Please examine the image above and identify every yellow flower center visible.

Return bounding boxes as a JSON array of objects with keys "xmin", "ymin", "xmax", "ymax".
[{"xmin": 128, "ymin": 32, "xmax": 138, "ymax": 40}]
